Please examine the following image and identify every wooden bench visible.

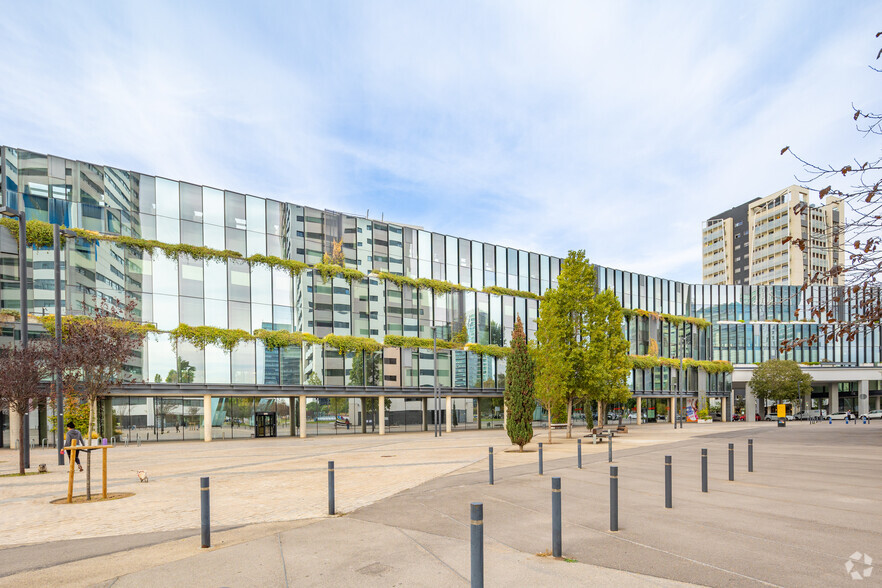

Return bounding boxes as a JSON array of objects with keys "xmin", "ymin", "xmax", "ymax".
[
  {"xmin": 591, "ymin": 427, "xmax": 616, "ymax": 437},
  {"xmin": 616, "ymin": 424, "xmax": 628, "ymax": 434},
  {"xmin": 550, "ymin": 423, "xmax": 568, "ymax": 430}
]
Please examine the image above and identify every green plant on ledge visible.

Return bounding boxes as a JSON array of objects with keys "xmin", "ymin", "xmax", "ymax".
[
  {"xmin": 621, "ymin": 308, "xmax": 711, "ymax": 330},
  {"xmin": 628, "ymin": 354, "xmax": 733, "ymax": 374},
  {"xmin": 313, "ymin": 262, "xmax": 366, "ymax": 284},
  {"xmin": 0, "ymin": 309, "xmax": 21, "ymax": 319},
  {"xmin": 482, "ymin": 285, "xmax": 543, "ymax": 300},
  {"xmin": 171, "ymin": 324, "xmax": 253, "ymax": 352},
  {"xmin": 1, "ymin": 218, "xmax": 64, "ymax": 249}
]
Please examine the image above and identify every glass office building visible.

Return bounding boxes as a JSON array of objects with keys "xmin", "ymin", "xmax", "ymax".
[{"xmin": 1, "ymin": 146, "xmax": 880, "ymax": 444}]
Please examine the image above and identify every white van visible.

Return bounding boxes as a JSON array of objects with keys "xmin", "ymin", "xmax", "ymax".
[{"xmin": 794, "ymin": 409, "xmax": 826, "ymax": 420}]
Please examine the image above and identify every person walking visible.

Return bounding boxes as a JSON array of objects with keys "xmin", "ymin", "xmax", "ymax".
[{"xmin": 63, "ymin": 422, "xmax": 85, "ymax": 472}]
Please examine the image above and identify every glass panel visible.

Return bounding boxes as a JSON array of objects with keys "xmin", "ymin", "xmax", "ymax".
[
  {"xmin": 225, "ymin": 191, "xmax": 246, "ymax": 229},
  {"xmin": 155, "ymin": 178, "xmax": 179, "ymax": 219},
  {"xmin": 203, "ymin": 187, "xmax": 224, "ymax": 227},
  {"xmin": 179, "ymin": 183, "xmax": 203, "ymax": 222},
  {"xmin": 246, "ymin": 195, "xmax": 265, "ymax": 233}
]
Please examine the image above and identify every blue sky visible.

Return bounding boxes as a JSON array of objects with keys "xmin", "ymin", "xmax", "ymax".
[{"xmin": 1, "ymin": 1, "xmax": 878, "ymax": 283}]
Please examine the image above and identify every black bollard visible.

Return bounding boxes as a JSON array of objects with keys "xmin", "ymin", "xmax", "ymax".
[
  {"xmin": 665, "ymin": 456, "xmax": 672, "ymax": 509},
  {"xmin": 200, "ymin": 476, "xmax": 210, "ymax": 548},
  {"xmin": 538, "ymin": 442, "xmax": 543, "ymax": 475},
  {"xmin": 577, "ymin": 438, "xmax": 582, "ymax": 469},
  {"xmin": 728, "ymin": 443, "xmax": 734, "ymax": 481},
  {"xmin": 608, "ymin": 433, "xmax": 613, "ymax": 463},
  {"xmin": 748, "ymin": 439, "xmax": 754, "ymax": 472},
  {"xmin": 471, "ymin": 502, "xmax": 484, "ymax": 588},
  {"xmin": 489, "ymin": 447, "xmax": 494, "ymax": 485},
  {"xmin": 328, "ymin": 461, "xmax": 335, "ymax": 515},
  {"xmin": 552, "ymin": 477, "xmax": 562, "ymax": 557},
  {"xmin": 701, "ymin": 448, "xmax": 708, "ymax": 493},
  {"xmin": 610, "ymin": 466, "xmax": 619, "ymax": 532}
]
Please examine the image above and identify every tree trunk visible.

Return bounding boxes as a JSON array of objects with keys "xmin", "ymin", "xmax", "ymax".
[
  {"xmin": 566, "ymin": 398, "xmax": 573, "ymax": 439},
  {"xmin": 17, "ymin": 407, "xmax": 25, "ymax": 475},
  {"xmin": 547, "ymin": 410, "xmax": 552, "ymax": 443},
  {"xmin": 600, "ymin": 401, "xmax": 607, "ymax": 427}
]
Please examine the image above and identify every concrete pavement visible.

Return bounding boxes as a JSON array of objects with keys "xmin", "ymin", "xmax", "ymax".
[{"xmin": 2, "ymin": 421, "xmax": 880, "ymax": 586}]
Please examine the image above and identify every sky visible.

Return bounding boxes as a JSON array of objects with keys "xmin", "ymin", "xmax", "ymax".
[{"xmin": 0, "ymin": 1, "xmax": 878, "ymax": 283}]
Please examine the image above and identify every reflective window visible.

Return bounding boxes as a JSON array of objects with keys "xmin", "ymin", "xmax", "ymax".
[
  {"xmin": 228, "ymin": 300, "xmax": 251, "ymax": 331},
  {"xmin": 153, "ymin": 294, "xmax": 179, "ymax": 331},
  {"xmin": 203, "ymin": 187, "xmax": 224, "ymax": 227},
  {"xmin": 179, "ymin": 183, "xmax": 203, "ymax": 222},
  {"xmin": 138, "ymin": 176, "xmax": 156, "ymax": 215},
  {"xmin": 152, "ymin": 257, "xmax": 178, "ymax": 296},
  {"xmin": 246, "ymin": 196, "xmax": 265, "ymax": 233},
  {"xmin": 225, "ymin": 191, "xmax": 246, "ymax": 229},
  {"xmin": 179, "ymin": 255, "xmax": 204, "ymax": 298},
  {"xmin": 155, "ymin": 178, "xmax": 179, "ymax": 219},
  {"xmin": 225, "ymin": 227, "xmax": 246, "ymax": 255},
  {"xmin": 181, "ymin": 220, "xmax": 203, "ymax": 246},
  {"xmin": 180, "ymin": 296, "xmax": 204, "ymax": 326},
  {"xmin": 250, "ymin": 265, "xmax": 272, "ymax": 305},
  {"xmin": 156, "ymin": 216, "xmax": 180, "ymax": 244},
  {"xmin": 204, "ymin": 260, "xmax": 227, "ymax": 301},
  {"xmin": 228, "ymin": 260, "xmax": 251, "ymax": 302},
  {"xmin": 204, "ymin": 298, "xmax": 228, "ymax": 328},
  {"xmin": 204, "ymin": 223, "xmax": 225, "ymax": 250}
]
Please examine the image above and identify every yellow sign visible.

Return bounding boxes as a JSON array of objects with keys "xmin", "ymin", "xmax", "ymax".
[{"xmin": 777, "ymin": 403, "xmax": 786, "ymax": 418}]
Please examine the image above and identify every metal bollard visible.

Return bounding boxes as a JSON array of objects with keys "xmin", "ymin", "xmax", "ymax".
[
  {"xmin": 728, "ymin": 443, "xmax": 734, "ymax": 481},
  {"xmin": 200, "ymin": 477, "xmax": 210, "ymax": 548},
  {"xmin": 845, "ymin": 416, "xmax": 849, "ymax": 424},
  {"xmin": 552, "ymin": 477, "xmax": 562, "ymax": 557},
  {"xmin": 701, "ymin": 448, "xmax": 708, "ymax": 493},
  {"xmin": 538, "ymin": 442, "xmax": 543, "ymax": 475},
  {"xmin": 665, "ymin": 456, "xmax": 672, "ymax": 509},
  {"xmin": 828, "ymin": 416, "xmax": 832, "ymax": 424},
  {"xmin": 471, "ymin": 502, "xmax": 484, "ymax": 588},
  {"xmin": 863, "ymin": 416, "xmax": 868, "ymax": 424},
  {"xmin": 608, "ymin": 433, "xmax": 613, "ymax": 463},
  {"xmin": 748, "ymin": 439, "xmax": 753, "ymax": 472},
  {"xmin": 488, "ymin": 447, "xmax": 494, "ymax": 485},
  {"xmin": 328, "ymin": 461, "xmax": 335, "ymax": 515},
  {"xmin": 609, "ymin": 466, "xmax": 619, "ymax": 532},
  {"xmin": 577, "ymin": 438, "xmax": 582, "ymax": 469}
]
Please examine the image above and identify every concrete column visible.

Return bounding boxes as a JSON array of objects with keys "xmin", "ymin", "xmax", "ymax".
[
  {"xmin": 697, "ymin": 369, "xmax": 708, "ymax": 415},
  {"xmin": 9, "ymin": 410, "xmax": 21, "ymax": 449},
  {"xmin": 421, "ymin": 398, "xmax": 428, "ymax": 431},
  {"xmin": 876, "ymin": 396, "xmax": 881, "ymax": 411},
  {"xmin": 721, "ymin": 396, "xmax": 728, "ymax": 422},
  {"xmin": 859, "ymin": 380, "xmax": 871, "ymax": 416},
  {"xmin": 803, "ymin": 390, "xmax": 811, "ymax": 414},
  {"xmin": 728, "ymin": 390, "xmax": 734, "ymax": 422},
  {"xmin": 477, "ymin": 398, "xmax": 482, "ymax": 430},
  {"xmin": 828, "ymin": 384, "xmax": 839, "ymax": 414},
  {"xmin": 378, "ymin": 396, "xmax": 385, "ymax": 435},
  {"xmin": 101, "ymin": 397, "xmax": 113, "ymax": 440},
  {"xmin": 745, "ymin": 384, "xmax": 757, "ymax": 422},
  {"xmin": 299, "ymin": 395, "xmax": 307, "ymax": 438},
  {"xmin": 288, "ymin": 397, "xmax": 297, "ymax": 436},
  {"xmin": 203, "ymin": 395, "xmax": 212, "ymax": 442},
  {"xmin": 446, "ymin": 396, "xmax": 452, "ymax": 433},
  {"xmin": 636, "ymin": 397, "xmax": 642, "ymax": 425},
  {"xmin": 668, "ymin": 397, "xmax": 673, "ymax": 422}
]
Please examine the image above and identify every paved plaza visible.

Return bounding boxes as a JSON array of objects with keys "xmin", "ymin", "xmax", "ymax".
[{"xmin": 1, "ymin": 421, "xmax": 880, "ymax": 586}]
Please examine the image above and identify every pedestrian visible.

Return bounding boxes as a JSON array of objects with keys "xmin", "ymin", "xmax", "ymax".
[{"xmin": 63, "ymin": 422, "xmax": 84, "ymax": 472}]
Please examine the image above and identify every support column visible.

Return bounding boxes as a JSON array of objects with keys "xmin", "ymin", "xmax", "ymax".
[
  {"xmin": 421, "ymin": 398, "xmax": 428, "ymax": 431},
  {"xmin": 668, "ymin": 397, "xmax": 673, "ymax": 423},
  {"xmin": 636, "ymin": 397, "xmax": 642, "ymax": 425},
  {"xmin": 378, "ymin": 396, "xmax": 386, "ymax": 435},
  {"xmin": 288, "ymin": 397, "xmax": 297, "ymax": 436},
  {"xmin": 876, "ymin": 396, "xmax": 881, "ymax": 411},
  {"xmin": 299, "ymin": 395, "xmax": 307, "ymax": 439},
  {"xmin": 828, "ymin": 384, "xmax": 839, "ymax": 415},
  {"xmin": 477, "ymin": 398, "xmax": 482, "ymax": 430},
  {"xmin": 745, "ymin": 384, "xmax": 756, "ymax": 422},
  {"xmin": 361, "ymin": 397, "xmax": 368, "ymax": 434},
  {"xmin": 102, "ymin": 397, "xmax": 113, "ymax": 441},
  {"xmin": 858, "ymin": 380, "xmax": 870, "ymax": 417},
  {"xmin": 728, "ymin": 390, "xmax": 734, "ymax": 422},
  {"xmin": 697, "ymin": 369, "xmax": 708, "ymax": 416},
  {"xmin": 803, "ymin": 390, "xmax": 811, "ymax": 414},
  {"xmin": 446, "ymin": 396, "xmax": 452, "ymax": 433},
  {"xmin": 9, "ymin": 410, "xmax": 21, "ymax": 449},
  {"xmin": 721, "ymin": 396, "xmax": 728, "ymax": 422},
  {"xmin": 203, "ymin": 395, "xmax": 212, "ymax": 442}
]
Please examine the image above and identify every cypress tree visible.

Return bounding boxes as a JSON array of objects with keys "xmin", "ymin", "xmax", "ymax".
[{"xmin": 505, "ymin": 315, "xmax": 534, "ymax": 451}]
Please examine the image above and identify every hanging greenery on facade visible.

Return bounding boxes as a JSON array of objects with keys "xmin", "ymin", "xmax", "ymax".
[
  {"xmin": 621, "ymin": 308, "xmax": 712, "ymax": 330},
  {"xmin": 170, "ymin": 324, "xmax": 253, "ymax": 352},
  {"xmin": 482, "ymin": 285, "xmax": 543, "ymax": 300},
  {"xmin": 628, "ymin": 354, "xmax": 733, "ymax": 373}
]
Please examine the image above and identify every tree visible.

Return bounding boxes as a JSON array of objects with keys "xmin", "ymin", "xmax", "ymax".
[
  {"xmin": 0, "ymin": 340, "xmax": 53, "ymax": 474},
  {"xmin": 504, "ymin": 315, "xmax": 534, "ymax": 450},
  {"xmin": 533, "ymin": 250, "xmax": 596, "ymax": 438},
  {"xmin": 57, "ymin": 298, "xmax": 148, "ymax": 500},
  {"xmin": 749, "ymin": 360, "xmax": 813, "ymax": 408},
  {"xmin": 780, "ymin": 34, "xmax": 882, "ymax": 350},
  {"xmin": 585, "ymin": 289, "xmax": 632, "ymax": 426},
  {"xmin": 306, "ymin": 371, "xmax": 322, "ymax": 386},
  {"xmin": 329, "ymin": 397, "xmax": 349, "ymax": 415}
]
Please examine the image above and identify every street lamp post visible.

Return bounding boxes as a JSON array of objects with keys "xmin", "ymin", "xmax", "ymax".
[
  {"xmin": 0, "ymin": 206, "xmax": 29, "ymax": 468},
  {"xmin": 53, "ymin": 226, "xmax": 77, "ymax": 465}
]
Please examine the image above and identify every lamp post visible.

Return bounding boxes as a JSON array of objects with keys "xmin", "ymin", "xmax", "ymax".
[
  {"xmin": 53, "ymin": 226, "xmax": 77, "ymax": 464},
  {"xmin": 0, "ymin": 205, "xmax": 29, "ymax": 468},
  {"xmin": 676, "ymin": 332, "xmax": 690, "ymax": 430}
]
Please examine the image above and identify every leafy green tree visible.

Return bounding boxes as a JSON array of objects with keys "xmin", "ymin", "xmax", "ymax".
[
  {"xmin": 585, "ymin": 289, "xmax": 632, "ymax": 426},
  {"xmin": 534, "ymin": 250, "xmax": 596, "ymax": 438},
  {"xmin": 330, "ymin": 397, "xmax": 349, "ymax": 415},
  {"xmin": 749, "ymin": 360, "xmax": 813, "ymax": 408},
  {"xmin": 504, "ymin": 316, "xmax": 534, "ymax": 450},
  {"xmin": 306, "ymin": 371, "xmax": 322, "ymax": 386}
]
